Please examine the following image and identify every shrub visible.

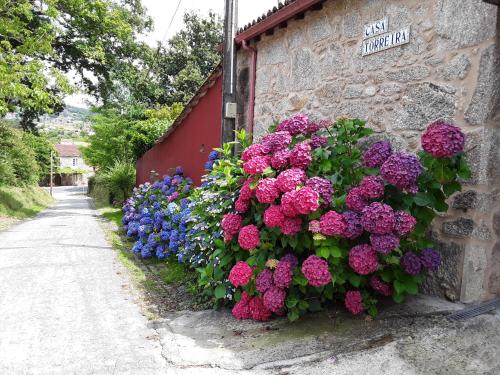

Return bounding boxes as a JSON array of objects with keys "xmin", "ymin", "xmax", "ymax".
[
  {"xmin": 98, "ymin": 160, "xmax": 136, "ymax": 202},
  {"xmin": 216, "ymin": 115, "xmax": 469, "ymax": 321}
]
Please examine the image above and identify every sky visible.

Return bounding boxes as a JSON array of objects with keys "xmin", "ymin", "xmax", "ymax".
[{"xmin": 65, "ymin": 0, "xmax": 277, "ymax": 107}]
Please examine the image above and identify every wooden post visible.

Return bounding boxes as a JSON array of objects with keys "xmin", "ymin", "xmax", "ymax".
[
  {"xmin": 50, "ymin": 150, "xmax": 53, "ymax": 196},
  {"xmin": 221, "ymin": 0, "xmax": 238, "ymax": 145}
]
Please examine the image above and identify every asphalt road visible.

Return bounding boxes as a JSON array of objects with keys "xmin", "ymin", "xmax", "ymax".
[{"xmin": 0, "ymin": 187, "xmax": 167, "ymax": 375}]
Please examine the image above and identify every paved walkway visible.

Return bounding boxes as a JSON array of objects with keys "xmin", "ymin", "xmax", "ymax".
[{"xmin": 0, "ymin": 187, "xmax": 167, "ymax": 375}]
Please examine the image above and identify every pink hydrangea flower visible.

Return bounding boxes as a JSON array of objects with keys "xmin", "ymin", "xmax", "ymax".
[
  {"xmin": 281, "ymin": 253, "xmax": 298, "ymax": 268},
  {"xmin": 293, "ymin": 187, "xmax": 320, "ymax": 214},
  {"xmin": 280, "ymin": 190, "xmax": 299, "ymax": 217},
  {"xmin": 239, "ymin": 179, "xmax": 256, "ymax": 200},
  {"xmin": 349, "ymin": 244, "xmax": 378, "ymax": 275},
  {"xmin": 228, "ymin": 261, "xmax": 253, "ymax": 287},
  {"xmin": 359, "ymin": 175, "xmax": 385, "ymax": 199},
  {"xmin": 271, "ymin": 149, "xmax": 291, "ymax": 170},
  {"xmin": 274, "ymin": 260, "xmax": 293, "ymax": 288},
  {"xmin": 345, "ymin": 290, "xmax": 364, "ymax": 315},
  {"xmin": 290, "ymin": 142, "xmax": 312, "ymax": 169},
  {"xmin": 421, "ymin": 121, "xmax": 465, "ymax": 158},
  {"xmin": 280, "ymin": 216, "xmax": 302, "ymax": 236},
  {"xmin": 256, "ymin": 269, "xmax": 274, "ymax": 294},
  {"xmin": 361, "ymin": 202, "xmax": 395, "ymax": 234},
  {"xmin": 261, "ymin": 131, "xmax": 292, "ymax": 153},
  {"xmin": 256, "ymin": 178, "xmax": 280, "ymax": 204},
  {"xmin": 221, "ymin": 214, "xmax": 242, "ymax": 236},
  {"xmin": 276, "ymin": 168, "xmax": 307, "ymax": 192},
  {"xmin": 277, "ymin": 113, "xmax": 309, "ymax": 135},
  {"xmin": 263, "ymin": 205, "xmax": 285, "ymax": 228},
  {"xmin": 301, "ymin": 255, "xmax": 332, "ymax": 287},
  {"xmin": 370, "ymin": 233, "xmax": 400, "ymax": 254},
  {"xmin": 394, "ymin": 211, "xmax": 417, "ymax": 236},
  {"xmin": 232, "ymin": 291, "xmax": 251, "ymax": 319},
  {"xmin": 319, "ymin": 211, "xmax": 346, "ymax": 237},
  {"xmin": 235, "ymin": 197, "xmax": 250, "ymax": 213},
  {"xmin": 241, "ymin": 143, "xmax": 267, "ymax": 162},
  {"xmin": 305, "ymin": 121, "xmax": 322, "ymax": 135},
  {"xmin": 308, "ymin": 220, "xmax": 321, "ymax": 233},
  {"xmin": 238, "ymin": 225, "xmax": 261, "ymax": 250},
  {"xmin": 346, "ymin": 187, "xmax": 369, "ymax": 212},
  {"xmin": 249, "ymin": 296, "xmax": 272, "ymax": 321},
  {"xmin": 370, "ymin": 276, "xmax": 392, "ymax": 296},
  {"xmin": 263, "ymin": 287, "xmax": 286, "ymax": 313},
  {"xmin": 243, "ymin": 156, "xmax": 271, "ymax": 175}
]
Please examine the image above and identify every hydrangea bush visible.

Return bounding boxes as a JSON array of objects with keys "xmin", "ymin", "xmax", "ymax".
[
  {"xmin": 219, "ymin": 115, "xmax": 469, "ymax": 321},
  {"xmin": 122, "ymin": 167, "xmax": 193, "ymax": 260}
]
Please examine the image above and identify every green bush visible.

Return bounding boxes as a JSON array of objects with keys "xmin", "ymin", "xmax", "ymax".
[{"xmin": 97, "ymin": 160, "xmax": 136, "ymax": 202}]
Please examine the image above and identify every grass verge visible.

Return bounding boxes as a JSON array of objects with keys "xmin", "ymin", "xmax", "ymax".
[
  {"xmin": 0, "ymin": 185, "xmax": 53, "ymax": 220},
  {"xmin": 96, "ymin": 206, "xmax": 207, "ymax": 319}
]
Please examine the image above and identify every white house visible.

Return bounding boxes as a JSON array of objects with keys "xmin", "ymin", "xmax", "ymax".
[{"xmin": 55, "ymin": 141, "xmax": 93, "ymax": 185}]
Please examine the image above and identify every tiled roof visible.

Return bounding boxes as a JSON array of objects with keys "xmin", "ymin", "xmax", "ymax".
[{"xmin": 55, "ymin": 144, "xmax": 80, "ymax": 157}]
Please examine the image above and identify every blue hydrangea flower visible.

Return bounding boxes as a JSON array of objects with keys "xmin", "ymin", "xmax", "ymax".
[{"xmin": 208, "ymin": 150, "xmax": 219, "ymax": 161}]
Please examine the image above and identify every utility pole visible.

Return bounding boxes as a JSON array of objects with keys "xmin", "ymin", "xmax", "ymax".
[
  {"xmin": 50, "ymin": 150, "xmax": 53, "ymax": 196},
  {"xmin": 221, "ymin": 0, "xmax": 238, "ymax": 145}
]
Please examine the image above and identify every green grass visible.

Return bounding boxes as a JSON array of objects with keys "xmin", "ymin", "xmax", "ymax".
[
  {"xmin": 0, "ymin": 185, "xmax": 53, "ymax": 219},
  {"xmin": 101, "ymin": 207, "xmax": 123, "ymax": 227}
]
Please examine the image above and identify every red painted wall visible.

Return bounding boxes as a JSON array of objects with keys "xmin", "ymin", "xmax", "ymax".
[{"xmin": 136, "ymin": 76, "xmax": 222, "ymax": 186}]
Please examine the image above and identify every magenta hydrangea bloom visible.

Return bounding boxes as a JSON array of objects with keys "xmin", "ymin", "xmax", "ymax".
[
  {"xmin": 280, "ymin": 190, "xmax": 299, "ymax": 217},
  {"xmin": 421, "ymin": 121, "xmax": 465, "ymax": 158},
  {"xmin": 310, "ymin": 135, "xmax": 328, "ymax": 149},
  {"xmin": 277, "ymin": 113, "xmax": 309, "ymax": 135},
  {"xmin": 370, "ymin": 233, "xmax": 400, "ymax": 254},
  {"xmin": 249, "ymin": 296, "xmax": 272, "ymax": 321},
  {"xmin": 305, "ymin": 177, "xmax": 333, "ymax": 207},
  {"xmin": 239, "ymin": 179, "xmax": 256, "ymax": 200},
  {"xmin": 264, "ymin": 205, "xmax": 285, "ymax": 228},
  {"xmin": 221, "ymin": 214, "xmax": 242, "ymax": 235},
  {"xmin": 263, "ymin": 287, "xmax": 287, "ymax": 313},
  {"xmin": 320, "ymin": 210, "xmax": 346, "ymax": 236},
  {"xmin": 301, "ymin": 255, "xmax": 332, "ymax": 287},
  {"xmin": 394, "ymin": 211, "xmax": 417, "ymax": 236},
  {"xmin": 362, "ymin": 141, "xmax": 392, "ymax": 168},
  {"xmin": 256, "ymin": 269, "xmax": 274, "ymax": 294},
  {"xmin": 235, "ymin": 197, "xmax": 250, "ymax": 213},
  {"xmin": 361, "ymin": 202, "xmax": 396, "ymax": 234},
  {"xmin": 271, "ymin": 149, "xmax": 291, "ymax": 170},
  {"xmin": 229, "ymin": 261, "xmax": 253, "ymax": 287},
  {"xmin": 241, "ymin": 143, "xmax": 267, "ymax": 162},
  {"xmin": 349, "ymin": 244, "xmax": 379, "ymax": 275},
  {"xmin": 232, "ymin": 291, "xmax": 251, "ymax": 319},
  {"xmin": 280, "ymin": 216, "xmax": 302, "ymax": 236},
  {"xmin": 306, "ymin": 121, "xmax": 322, "ymax": 135},
  {"xmin": 290, "ymin": 142, "xmax": 312, "ymax": 169},
  {"xmin": 420, "ymin": 248, "xmax": 441, "ymax": 271},
  {"xmin": 274, "ymin": 260, "xmax": 293, "ymax": 288},
  {"xmin": 359, "ymin": 175, "xmax": 385, "ymax": 199},
  {"xmin": 243, "ymin": 156, "xmax": 271, "ymax": 175},
  {"xmin": 308, "ymin": 219, "xmax": 321, "ymax": 233},
  {"xmin": 256, "ymin": 178, "xmax": 280, "ymax": 204},
  {"xmin": 276, "ymin": 168, "xmax": 307, "ymax": 192},
  {"xmin": 261, "ymin": 131, "xmax": 292, "ymax": 153},
  {"xmin": 238, "ymin": 225, "xmax": 261, "ymax": 250},
  {"xmin": 401, "ymin": 252, "xmax": 422, "ymax": 275},
  {"xmin": 281, "ymin": 253, "xmax": 298, "ymax": 268},
  {"xmin": 345, "ymin": 290, "xmax": 364, "ymax": 315},
  {"xmin": 370, "ymin": 276, "xmax": 392, "ymax": 296},
  {"xmin": 293, "ymin": 187, "xmax": 320, "ymax": 214},
  {"xmin": 380, "ymin": 153, "xmax": 422, "ymax": 193},
  {"xmin": 342, "ymin": 211, "xmax": 364, "ymax": 239},
  {"xmin": 346, "ymin": 187, "xmax": 369, "ymax": 212},
  {"xmin": 168, "ymin": 192, "xmax": 179, "ymax": 202}
]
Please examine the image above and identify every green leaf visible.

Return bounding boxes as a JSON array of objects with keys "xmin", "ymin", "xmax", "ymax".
[
  {"xmin": 286, "ymin": 296, "xmax": 298, "ymax": 308},
  {"xmin": 317, "ymin": 247, "xmax": 330, "ymax": 259},
  {"xmin": 443, "ymin": 181, "xmax": 461, "ymax": 197},
  {"xmin": 413, "ymin": 192, "xmax": 433, "ymax": 206},
  {"xmin": 393, "ymin": 280, "xmax": 405, "ymax": 294},
  {"xmin": 348, "ymin": 273, "xmax": 361, "ymax": 287},
  {"xmin": 367, "ymin": 306, "xmax": 378, "ymax": 317},
  {"xmin": 214, "ymin": 284, "xmax": 226, "ymax": 299},
  {"xmin": 405, "ymin": 281, "xmax": 418, "ymax": 295},
  {"xmin": 330, "ymin": 246, "xmax": 342, "ymax": 258},
  {"xmin": 287, "ymin": 309, "xmax": 300, "ymax": 322},
  {"xmin": 293, "ymin": 274, "xmax": 308, "ymax": 286},
  {"xmin": 392, "ymin": 293, "xmax": 404, "ymax": 303},
  {"xmin": 298, "ymin": 300, "xmax": 310, "ymax": 310}
]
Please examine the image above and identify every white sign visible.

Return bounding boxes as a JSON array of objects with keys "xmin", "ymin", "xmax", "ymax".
[
  {"xmin": 363, "ymin": 17, "xmax": 388, "ymax": 40},
  {"xmin": 362, "ymin": 27, "xmax": 410, "ymax": 56}
]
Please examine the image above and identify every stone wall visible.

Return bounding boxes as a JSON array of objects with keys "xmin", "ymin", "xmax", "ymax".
[{"xmin": 236, "ymin": 0, "xmax": 499, "ymax": 302}]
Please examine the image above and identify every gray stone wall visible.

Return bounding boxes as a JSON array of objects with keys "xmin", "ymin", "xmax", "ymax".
[{"xmin": 236, "ymin": 0, "xmax": 499, "ymax": 302}]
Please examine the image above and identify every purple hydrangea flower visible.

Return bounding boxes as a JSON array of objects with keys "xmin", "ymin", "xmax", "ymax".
[
  {"xmin": 305, "ymin": 177, "xmax": 333, "ymax": 206},
  {"xmin": 361, "ymin": 202, "xmax": 395, "ymax": 234},
  {"xmin": 380, "ymin": 153, "xmax": 422, "ymax": 193},
  {"xmin": 342, "ymin": 211, "xmax": 364, "ymax": 239},
  {"xmin": 401, "ymin": 252, "xmax": 422, "ymax": 275},
  {"xmin": 363, "ymin": 141, "xmax": 392, "ymax": 168},
  {"xmin": 370, "ymin": 233, "xmax": 400, "ymax": 254},
  {"xmin": 277, "ymin": 113, "xmax": 309, "ymax": 135},
  {"xmin": 420, "ymin": 248, "xmax": 441, "ymax": 271}
]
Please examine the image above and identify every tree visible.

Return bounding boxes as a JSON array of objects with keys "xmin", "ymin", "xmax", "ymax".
[
  {"xmin": 22, "ymin": 132, "xmax": 57, "ymax": 184},
  {"xmin": 0, "ymin": 0, "xmax": 152, "ymax": 131}
]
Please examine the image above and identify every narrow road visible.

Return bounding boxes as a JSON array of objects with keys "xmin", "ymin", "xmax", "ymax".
[{"xmin": 0, "ymin": 187, "xmax": 167, "ymax": 375}]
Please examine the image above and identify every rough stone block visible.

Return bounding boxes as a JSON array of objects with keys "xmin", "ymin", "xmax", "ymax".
[
  {"xmin": 472, "ymin": 222, "xmax": 492, "ymax": 241},
  {"xmin": 435, "ymin": 0, "xmax": 497, "ymax": 50},
  {"xmin": 385, "ymin": 66, "xmax": 431, "ymax": 83},
  {"xmin": 452, "ymin": 190, "xmax": 496, "ymax": 213},
  {"xmin": 258, "ymin": 39, "xmax": 289, "ymax": 65},
  {"xmin": 437, "ymin": 54, "xmax": 472, "ymax": 81},
  {"xmin": 380, "ymin": 83, "xmax": 402, "ymax": 97},
  {"xmin": 461, "ymin": 244, "xmax": 488, "ymax": 303},
  {"xmin": 287, "ymin": 27, "xmax": 307, "ymax": 49},
  {"xmin": 465, "ymin": 44, "xmax": 500, "ymax": 126},
  {"xmin": 420, "ymin": 239, "xmax": 464, "ymax": 301},
  {"xmin": 342, "ymin": 12, "xmax": 360, "ymax": 39},
  {"xmin": 343, "ymin": 84, "xmax": 364, "ymax": 99},
  {"xmin": 493, "ymin": 213, "xmax": 500, "ymax": 237},
  {"xmin": 323, "ymin": 44, "xmax": 345, "ymax": 71},
  {"xmin": 390, "ymin": 82, "xmax": 456, "ymax": 131},
  {"xmin": 308, "ymin": 16, "xmax": 331, "ymax": 42},
  {"xmin": 442, "ymin": 218, "xmax": 475, "ymax": 238},
  {"xmin": 463, "ymin": 128, "xmax": 499, "ymax": 185},
  {"xmin": 488, "ymin": 242, "xmax": 500, "ymax": 295},
  {"xmin": 290, "ymin": 48, "xmax": 319, "ymax": 91},
  {"xmin": 314, "ymin": 82, "xmax": 342, "ymax": 106}
]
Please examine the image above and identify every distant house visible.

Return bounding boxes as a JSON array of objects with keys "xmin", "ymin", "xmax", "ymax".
[{"xmin": 55, "ymin": 141, "xmax": 93, "ymax": 185}]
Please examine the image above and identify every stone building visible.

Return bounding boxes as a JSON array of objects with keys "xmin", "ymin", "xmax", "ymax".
[{"xmin": 234, "ymin": 0, "xmax": 499, "ymax": 302}]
